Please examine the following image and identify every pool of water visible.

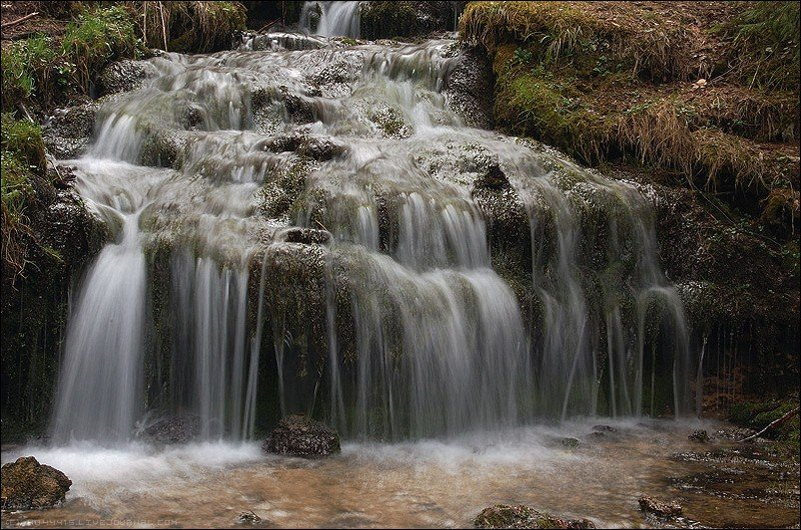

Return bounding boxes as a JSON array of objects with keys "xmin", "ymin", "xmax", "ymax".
[{"xmin": 2, "ymin": 419, "xmax": 798, "ymax": 528}]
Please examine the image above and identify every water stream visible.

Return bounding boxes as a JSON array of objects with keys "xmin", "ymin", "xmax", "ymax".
[{"xmin": 3, "ymin": 420, "xmax": 798, "ymax": 528}]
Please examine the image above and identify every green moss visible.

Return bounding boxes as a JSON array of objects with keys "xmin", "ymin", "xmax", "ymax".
[
  {"xmin": 62, "ymin": 5, "xmax": 141, "ymax": 89},
  {"xmin": 1, "ymin": 114, "xmax": 48, "ymax": 280}
]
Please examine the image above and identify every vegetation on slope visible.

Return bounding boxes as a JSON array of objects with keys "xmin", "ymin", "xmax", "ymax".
[{"xmin": 460, "ymin": 1, "xmax": 800, "ymax": 235}]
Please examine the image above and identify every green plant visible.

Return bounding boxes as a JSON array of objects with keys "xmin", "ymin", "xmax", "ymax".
[
  {"xmin": 717, "ymin": 1, "xmax": 800, "ymax": 89},
  {"xmin": 1, "ymin": 113, "xmax": 46, "ymax": 281},
  {"xmin": 0, "ymin": 35, "xmax": 57, "ymax": 110},
  {"xmin": 61, "ymin": 5, "xmax": 141, "ymax": 89}
]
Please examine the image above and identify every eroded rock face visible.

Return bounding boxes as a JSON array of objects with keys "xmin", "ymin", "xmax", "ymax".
[
  {"xmin": 638, "ymin": 496, "xmax": 682, "ymax": 517},
  {"xmin": 445, "ymin": 46, "xmax": 494, "ymax": 130},
  {"xmin": 1, "ymin": 456, "xmax": 72, "ymax": 510},
  {"xmin": 262, "ymin": 414, "xmax": 341, "ymax": 458},
  {"xmin": 474, "ymin": 504, "xmax": 596, "ymax": 529},
  {"xmin": 360, "ymin": 1, "xmax": 455, "ymax": 41}
]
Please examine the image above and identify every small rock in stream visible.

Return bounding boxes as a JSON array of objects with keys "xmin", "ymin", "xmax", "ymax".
[
  {"xmin": 474, "ymin": 504, "xmax": 596, "ymax": 529},
  {"xmin": 141, "ymin": 415, "xmax": 201, "ymax": 444},
  {"xmin": 237, "ymin": 510, "xmax": 262, "ymax": 524},
  {"xmin": 638, "ymin": 495, "xmax": 682, "ymax": 517},
  {"xmin": 688, "ymin": 429, "xmax": 710, "ymax": 443}
]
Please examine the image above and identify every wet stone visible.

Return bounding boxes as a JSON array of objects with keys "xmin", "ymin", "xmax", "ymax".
[
  {"xmin": 97, "ymin": 60, "xmax": 157, "ymax": 97},
  {"xmin": 474, "ymin": 163, "xmax": 511, "ymax": 191},
  {"xmin": 592, "ymin": 425, "xmax": 618, "ymax": 433},
  {"xmin": 43, "ymin": 102, "xmax": 99, "ymax": 159},
  {"xmin": 560, "ymin": 437, "xmax": 581, "ymax": 449},
  {"xmin": 283, "ymin": 228, "xmax": 332, "ymax": 245},
  {"xmin": 1, "ymin": 456, "xmax": 72, "ymax": 510},
  {"xmin": 237, "ymin": 510, "xmax": 262, "ymax": 525},
  {"xmin": 297, "ymin": 137, "xmax": 348, "ymax": 161}
]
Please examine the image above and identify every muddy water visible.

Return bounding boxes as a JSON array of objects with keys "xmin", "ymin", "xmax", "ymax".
[{"xmin": 2, "ymin": 420, "xmax": 798, "ymax": 528}]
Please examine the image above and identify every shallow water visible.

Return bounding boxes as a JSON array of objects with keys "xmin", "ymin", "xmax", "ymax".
[{"xmin": 3, "ymin": 420, "xmax": 798, "ymax": 528}]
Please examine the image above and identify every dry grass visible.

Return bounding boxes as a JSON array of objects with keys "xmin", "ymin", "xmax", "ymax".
[
  {"xmin": 131, "ymin": 1, "xmax": 246, "ymax": 53},
  {"xmin": 460, "ymin": 1, "xmax": 725, "ymax": 81}
]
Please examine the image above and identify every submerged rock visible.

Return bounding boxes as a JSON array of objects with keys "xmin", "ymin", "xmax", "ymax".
[
  {"xmin": 638, "ymin": 496, "xmax": 682, "ymax": 517},
  {"xmin": 262, "ymin": 414, "xmax": 341, "ymax": 458},
  {"xmin": 474, "ymin": 163, "xmax": 511, "ymax": 191},
  {"xmin": 141, "ymin": 415, "xmax": 201, "ymax": 444},
  {"xmin": 0, "ymin": 456, "xmax": 72, "ymax": 510},
  {"xmin": 474, "ymin": 504, "xmax": 596, "ymax": 529},
  {"xmin": 559, "ymin": 437, "xmax": 581, "ymax": 449},
  {"xmin": 237, "ymin": 510, "xmax": 262, "ymax": 524}
]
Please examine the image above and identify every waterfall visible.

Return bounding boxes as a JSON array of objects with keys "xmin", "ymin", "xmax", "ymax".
[
  {"xmin": 51, "ymin": 210, "xmax": 146, "ymax": 443},
  {"xmin": 50, "ymin": 27, "xmax": 694, "ymax": 445},
  {"xmin": 300, "ymin": 1, "xmax": 361, "ymax": 38}
]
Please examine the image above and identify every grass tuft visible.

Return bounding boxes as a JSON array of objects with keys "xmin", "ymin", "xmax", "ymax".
[{"xmin": 1, "ymin": 114, "xmax": 47, "ymax": 283}]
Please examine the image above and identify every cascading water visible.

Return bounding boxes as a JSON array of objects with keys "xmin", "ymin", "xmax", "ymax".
[{"xmin": 51, "ymin": 13, "xmax": 694, "ymax": 445}]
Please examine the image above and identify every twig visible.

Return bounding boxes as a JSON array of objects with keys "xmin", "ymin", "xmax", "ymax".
[
  {"xmin": 158, "ymin": 1, "xmax": 168, "ymax": 51},
  {"xmin": 738, "ymin": 406, "xmax": 799, "ymax": 443},
  {"xmin": 1, "ymin": 11, "xmax": 39, "ymax": 29},
  {"xmin": 258, "ymin": 19, "xmax": 281, "ymax": 33},
  {"xmin": 143, "ymin": 1, "xmax": 148, "ymax": 47}
]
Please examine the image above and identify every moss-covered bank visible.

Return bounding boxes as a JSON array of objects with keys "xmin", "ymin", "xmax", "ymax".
[{"xmin": 461, "ymin": 1, "xmax": 799, "ymax": 234}]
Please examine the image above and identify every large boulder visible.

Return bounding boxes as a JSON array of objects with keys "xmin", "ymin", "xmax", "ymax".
[
  {"xmin": 1, "ymin": 456, "xmax": 72, "ymax": 510},
  {"xmin": 262, "ymin": 414, "xmax": 341, "ymax": 458},
  {"xmin": 474, "ymin": 504, "xmax": 596, "ymax": 529}
]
